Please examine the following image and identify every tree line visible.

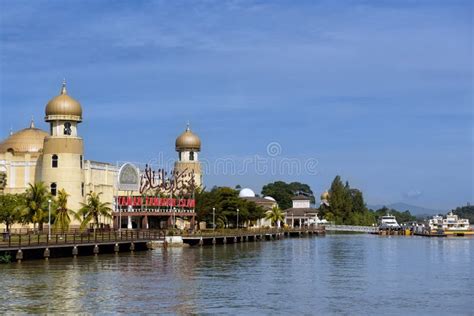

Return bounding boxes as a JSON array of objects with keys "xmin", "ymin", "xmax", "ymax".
[
  {"xmin": 260, "ymin": 177, "xmax": 417, "ymax": 226},
  {"xmin": 195, "ymin": 186, "xmax": 266, "ymax": 228},
  {"xmin": 0, "ymin": 182, "xmax": 111, "ymax": 234}
]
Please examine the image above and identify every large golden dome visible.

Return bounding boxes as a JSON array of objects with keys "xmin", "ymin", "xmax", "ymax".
[
  {"xmin": 45, "ymin": 81, "xmax": 82, "ymax": 122},
  {"xmin": 175, "ymin": 124, "xmax": 201, "ymax": 151},
  {"xmin": 0, "ymin": 120, "xmax": 48, "ymax": 154}
]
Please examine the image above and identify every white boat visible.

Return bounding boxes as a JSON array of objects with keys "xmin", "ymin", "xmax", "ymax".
[
  {"xmin": 427, "ymin": 212, "xmax": 473, "ymax": 236},
  {"xmin": 378, "ymin": 214, "xmax": 401, "ymax": 230}
]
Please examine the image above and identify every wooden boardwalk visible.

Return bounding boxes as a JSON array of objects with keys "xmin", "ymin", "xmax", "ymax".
[
  {"xmin": 0, "ymin": 230, "xmax": 164, "ymax": 262},
  {"xmin": 181, "ymin": 227, "xmax": 325, "ymax": 246}
]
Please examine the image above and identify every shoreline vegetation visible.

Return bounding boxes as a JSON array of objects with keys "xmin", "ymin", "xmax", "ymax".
[{"xmin": 1, "ymin": 175, "xmax": 472, "ymax": 234}]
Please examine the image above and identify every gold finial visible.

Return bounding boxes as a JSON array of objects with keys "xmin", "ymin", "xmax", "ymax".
[
  {"xmin": 60, "ymin": 78, "xmax": 67, "ymax": 95},
  {"xmin": 30, "ymin": 117, "xmax": 35, "ymax": 128}
]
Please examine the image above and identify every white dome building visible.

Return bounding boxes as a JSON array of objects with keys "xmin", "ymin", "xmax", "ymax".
[{"xmin": 238, "ymin": 188, "xmax": 256, "ymax": 198}]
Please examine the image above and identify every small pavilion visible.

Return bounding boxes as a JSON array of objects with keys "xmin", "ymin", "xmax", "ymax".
[{"xmin": 284, "ymin": 195, "xmax": 319, "ymax": 227}]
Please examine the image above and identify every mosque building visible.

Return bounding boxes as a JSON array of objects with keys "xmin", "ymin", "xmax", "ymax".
[{"xmin": 0, "ymin": 82, "xmax": 202, "ymax": 230}]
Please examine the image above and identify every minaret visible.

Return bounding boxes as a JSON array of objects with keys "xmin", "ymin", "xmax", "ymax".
[
  {"xmin": 174, "ymin": 123, "xmax": 202, "ymax": 193},
  {"xmin": 41, "ymin": 80, "xmax": 85, "ymax": 215}
]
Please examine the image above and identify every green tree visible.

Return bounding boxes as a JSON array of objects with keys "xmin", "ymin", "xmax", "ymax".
[
  {"xmin": 0, "ymin": 193, "xmax": 24, "ymax": 233},
  {"xmin": 328, "ymin": 176, "xmax": 346, "ymax": 224},
  {"xmin": 323, "ymin": 176, "xmax": 375, "ymax": 226},
  {"xmin": 53, "ymin": 189, "xmax": 76, "ymax": 234},
  {"xmin": 76, "ymin": 192, "xmax": 112, "ymax": 233},
  {"xmin": 451, "ymin": 204, "xmax": 474, "ymax": 223},
  {"xmin": 265, "ymin": 206, "xmax": 285, "ymax": 228},
  {"xmin": 22, "ymin": 182, "xmax": 51, "ymax": 231},
  {"xmin": 261, "ymin": 181, "xmax": 314, "ymax": 210},
  {"xmin": 195, "ymin": 186, "xmax": 265, "ymax": 228}
]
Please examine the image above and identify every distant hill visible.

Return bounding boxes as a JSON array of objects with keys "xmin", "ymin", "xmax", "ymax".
[{"xmin": 367, "ymin": 202, "xmax": 441, "ymax": 216}]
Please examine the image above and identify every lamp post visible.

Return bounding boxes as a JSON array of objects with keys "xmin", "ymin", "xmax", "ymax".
[
  {"xmin": 236, "ymin": 208, "xmax": 240, "ymax": 230},
  {"xmin": 48, "ymin": 199, "xmax": 52, "ymax": 239},
  {"xmin": 173, "ymin": 207, "xmax": 176, "ymax": 229},
  {"xmin": 212, "ymin": 207, "xmax": 215, "ymax": 231}
]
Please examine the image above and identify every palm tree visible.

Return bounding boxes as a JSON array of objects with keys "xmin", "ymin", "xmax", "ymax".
[
  {"xmin": 76, "ymin": 192, "xmax": 112, "ymax": 234},
  {"xmin": 53, "ymin": 189, "xmax": 75, "ymax": 234},
  {"xmin": 265, "ymin": 206, "xmax": 285, "ymax": 229},
  {"xmin": 22, "ymin": 182, "xmax": 51, "ymax": 232}
]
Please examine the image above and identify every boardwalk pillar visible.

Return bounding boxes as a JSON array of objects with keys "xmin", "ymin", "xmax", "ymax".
[
  {"xmin": 212, "ymin": 238, "xmax": 216, "ymax": 245},
  {"xmin": 16, "ymin": 249, "xmax": 23, "ymax": 263},
  {"xmin": 142, "ymin": 215, "xmax": 149, "ymax": 230},
  {"xmin": 130, "ymin": 242, "xmax": 135, "ymax": 252},
  {"xmin": 44, "ymin": 248, "xmax": 50, "ymax": 260},
  {"xmin": 114, "ymin": 243, "xmax": 120, "ymax": 253},
  {"xmin": 223, "ymin": 237, "xmax": 227, "ymax": 244},
  {"xmin": 233, "ymin": 236, "xmax": 237, "ymax": 243},
  {"xmin": 199, "ymin": 238, "xmax": 204, "ymax": 246},
  {"xmin": 93, "ymin": 245, "xmax": 99, "ymax": 255},
  {"xmin": 72, "ymin": 246, "xmax": 78, "ymax": 257}
]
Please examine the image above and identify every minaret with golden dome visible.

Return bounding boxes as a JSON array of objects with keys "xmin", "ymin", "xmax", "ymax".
[
  {"xmin": 40, "ymin": 80, "xmax": 85, "ymax": 213},
  {"xmin": 174, "ymin": 123, "xmax": 202, "ymax": 190}
]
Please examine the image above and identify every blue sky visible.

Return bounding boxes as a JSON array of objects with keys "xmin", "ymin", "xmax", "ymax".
[{"xmin": 0, "ymin": 0, "xmax": 472, "ymax": 210}]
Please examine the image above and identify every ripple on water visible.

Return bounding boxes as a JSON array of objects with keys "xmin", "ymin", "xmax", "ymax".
[{"xmin": 0, "ymin": 235, "xmax": 472, "ymax": 314}]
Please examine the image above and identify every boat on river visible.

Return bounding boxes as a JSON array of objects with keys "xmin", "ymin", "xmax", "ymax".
[
  {"xmin": 378, "ymin": 214, "xmax": 401, "ymax": 230},
  {"xmin": 427, "ymin": 212, "xmax": 473, "ymax": 236}
]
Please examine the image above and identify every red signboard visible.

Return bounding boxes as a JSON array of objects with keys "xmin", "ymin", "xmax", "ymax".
[{"xmin": 117, "ymin": 196, "xmax": 195, "ymax": 208}]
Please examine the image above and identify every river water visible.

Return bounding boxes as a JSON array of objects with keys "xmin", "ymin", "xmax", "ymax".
[{"xmin": 1, "ymin": 235, "xmax": 472, "ymax": 315}]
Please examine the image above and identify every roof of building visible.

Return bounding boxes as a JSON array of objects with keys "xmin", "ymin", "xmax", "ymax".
[
  {"xmin": 284, "ymin": 207, "xmax": 318, "ymax": 217},
  {"xmin": 175, "ymin": 124, "xmax": 201, "ymax": 151},
  {"xmin": 291, "ymin": 195, "xmax": 311, "ymax": 201},
  {"xmin": 45, "ymin": 81, "xmax": 82, "ymax": 121},
  {"xmin": 0, "ymin": 120, "xmax": 48, "ymax": 154},
  {"xmin": 238, "ymin": 188, "xmax": 256, "ymax": 198},
  {"xmin": 241, "ymin": 196, "xmax": 276, "ymax": 204},
  {"xmin": 320, "ymin": 191, "xmax": 330, "ymax": 200}
]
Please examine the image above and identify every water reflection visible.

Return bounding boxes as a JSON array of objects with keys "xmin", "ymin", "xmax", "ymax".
[{"xmin": 0, "ymin": 235, "xmax": 472, "ymax": 314}]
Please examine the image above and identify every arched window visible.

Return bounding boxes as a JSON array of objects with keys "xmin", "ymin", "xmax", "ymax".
[
  {"xmin": 80, "ymin": 155, "xmax": 83, "ymax": 169},
  {"xmin": 190, "ymin": 151, "xmax": 195, "ymax": 161},
  {"xmin": 50, "ymin": 183, "xmax": 57, "ymax": 196},
  {"xmin": 179, "ymin": 152, "xmax": 182, "ymax": 161},
  {"xmin": 81, "ymin": 183, "xmax": 84, "ymax": 196},
  {"xmin": 64, "ymin": 122, "xmax": 72, "ymax": 135},
  {"xmin": 52, "ymin": 154, "xmax": 58, "ymax": 168}
]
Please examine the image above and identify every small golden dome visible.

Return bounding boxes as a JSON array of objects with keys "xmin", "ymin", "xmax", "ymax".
[
  {"xmin": 45, "ymin": 81, "xmax": 82, "ymax": 121},
  {"xmin": 321, "ymin": 191, "xmax": 330, "ymax": 200},
  {"xmin": 175, "ymin": 124, "xmax": 201, "ymax": 151},
  {"xmin": 0, "ymin": 120, "xmax": 48, "ymax": 154}
]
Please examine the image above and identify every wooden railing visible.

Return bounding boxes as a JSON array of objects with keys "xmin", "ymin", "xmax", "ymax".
[
  {"xmin": 325, "ymin": 224, "xmax": 378, "ymax": 233},
  {"xmin": 0, "ymin": 230, "xmax": 165, "ymax": 249}
]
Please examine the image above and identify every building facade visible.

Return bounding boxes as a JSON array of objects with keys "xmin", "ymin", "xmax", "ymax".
[{"xmin": 0, "ymin": 82, "xmax": 202, "ymax": 231}]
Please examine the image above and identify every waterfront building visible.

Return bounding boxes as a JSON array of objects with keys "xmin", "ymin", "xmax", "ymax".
[
  {"xmin": 284, "ymin": 195, "xmax": 319, "ymax": 227},
  {"xmin": 238, "ymin": 187, "xmax": 277, "ymax": 227},
  {"xmin": 0, "ymin": 82, "xmax": 201, "ymax": 231}
]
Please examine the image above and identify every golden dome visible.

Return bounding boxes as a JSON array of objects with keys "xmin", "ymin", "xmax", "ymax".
[
  {"xmin": 45, "ymin": 81, "xmax": 82, "ymax": 121},
  {"xmin": 321, "ymin": 191, "xmax": 330, "ymax": 200},
  {"xmin": 0, "ymin": 120, "xmax": 48, "ymax": 154},
  {"xmin": 175, "ymin": 124, "xmax": 201, "ymax": 151}
]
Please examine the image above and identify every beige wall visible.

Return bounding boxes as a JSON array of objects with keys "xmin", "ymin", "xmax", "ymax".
[{"xmin": 0, "ymin": 151, "xmax": 41, "ymax": 194}]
